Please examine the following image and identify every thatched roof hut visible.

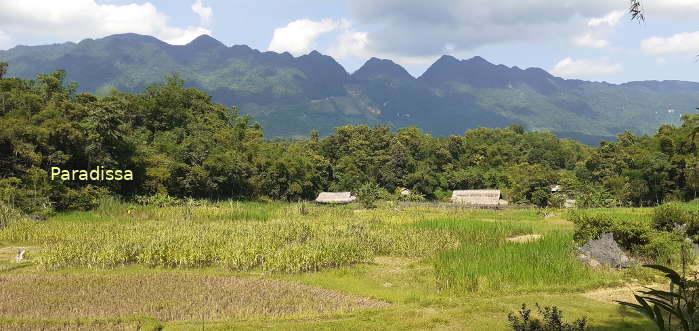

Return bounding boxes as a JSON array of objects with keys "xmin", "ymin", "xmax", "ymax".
[
  {"xmin": 451, "ymin": 190, "xmax": 504, "ymax": 207},
  {"xmin": 315, "ymin": 192, "xmax": 356, "ymax": 204}
]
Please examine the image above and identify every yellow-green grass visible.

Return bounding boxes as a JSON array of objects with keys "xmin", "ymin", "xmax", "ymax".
[{"xmin": 0, "ymin": 201, "xmax": 660, "ymax": 330}]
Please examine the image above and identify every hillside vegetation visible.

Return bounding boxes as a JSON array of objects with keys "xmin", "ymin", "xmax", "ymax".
[{"xmin": 1, "ymin": 63, "xmax": 699, "ymax": 217}]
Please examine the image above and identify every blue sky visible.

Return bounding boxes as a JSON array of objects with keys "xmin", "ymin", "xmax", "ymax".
[{"xmin": 1, "ymin": 0, "xmax": 698, "ymax": 83}]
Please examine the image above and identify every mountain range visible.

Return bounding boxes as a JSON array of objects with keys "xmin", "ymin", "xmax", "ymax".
[{"xmin": 2, "ymin": 33, "xmax": 699, "ymax": 144}]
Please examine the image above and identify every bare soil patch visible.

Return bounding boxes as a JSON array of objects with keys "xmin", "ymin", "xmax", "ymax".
[{"xmin": 0, "ymin": 273, "xmax": 389, "ymax": 321}]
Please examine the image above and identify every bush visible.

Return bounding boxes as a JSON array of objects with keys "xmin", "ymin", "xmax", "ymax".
[
  {"xmin": 355, "ymin": 183, "xmax": 382, "ymax": 209},
  {"xmin": 548, "ymin": 193, "xmax": 567, "ymax": 208},
  {"xmin": 531, "ymin": 188, "xmax": 551, "ymax": 208},
  {"xmin": 569, "ymin": 207, "xmax": 696, "ymax": 266},
  {"xmin": 652, "ymin": 202, "xmax": 698, "ymax": 236},
  {"xmin": 135, "ymin": 193, "xmax": 182, "ymax": 207},
  {"xmin": 398, "ymin": 191, "xmax": 426, "ymax": 202},
  {"xmin": 639, "ymin": 231, "xmax": 695, "ymax": 266},
  {"xmin": 508, "ymin": 303, "xmax": 588, "ymax": 331},
  {"xmin": 56, "ymin": 185, "xmax": 110, "ymax": 211},
  {"xmin": 575, "ymin": 185, "xmax": 615, "ymax": 208},
  {"xmin": 568, "ymin": 210, "xmax": 653, "ymax": 249}
]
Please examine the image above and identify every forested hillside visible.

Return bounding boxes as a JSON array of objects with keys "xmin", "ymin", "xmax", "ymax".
[
  {"xmin": 2, "ymin": 33, "xmax": 699, "ymax": 143},
  {"xmin": 1, "ymin": 63, "xmax": 698, "ymax": 216}
]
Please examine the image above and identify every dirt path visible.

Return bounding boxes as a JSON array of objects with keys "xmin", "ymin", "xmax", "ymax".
[{"xmin": 582, "ymin": 282, "xmax": 669, "ymax": 304}]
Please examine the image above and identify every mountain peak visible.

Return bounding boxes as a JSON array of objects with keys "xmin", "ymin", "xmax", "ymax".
[
  {"xmin": 465, "ymin": 56, "xmax": 491, "ymax": 65},
  {"xmin": 352, "ymin": 57, "xmax": 415, "ymax": 82},
  {"xmin": 103, "ymin": 33, "xmax": 166, "ymax": 45},
  {"xmin": 186, "ymin": 34, "xmax": 226, "ymax": 49}
]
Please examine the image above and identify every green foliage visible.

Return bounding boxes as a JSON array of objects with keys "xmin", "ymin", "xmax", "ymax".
[
  {"xmin": 570, "ymin": 205, "xmax": 699, "ymax": 266},
  {"xmin": 0, "ymin": 202, "xmax": 23, "ymax": 229},
  {"xmin": 617, "ymin": 263, "xmax": 699, "ymax": 331},
  {"xmin": 507, "ymin": 164, "xmax": 559, "ymax": 204},
  {"xmin": 639, "ymin": 232, "xmax": 694, "ymax": 267},
  {"xmin": 55, "ymin": 185, "xmax": 110, "ymax": 211},
  {"xmin": 508, "ymin": 303, "xmax": 588, "ymax": 331},
  {"xmin": 652, "ymin": 202, "xmax": 698, "ymax": 236},
  {"xmin": 548, "ymin": 193, "xmax": 567, "ymax": 208},
  {"xmin": 135, "ymin": 193, "xmax": 182, "ymax": 207},
  {"xmin": 355, "ymin": 183, "xmax": 382, "ymax": 209},
  {"xmin": 575, "ymin": 185, "xmax": 616, "ymax": 208},
  {"xmin": 3, "ymin": 63, "xmax": 699, "ymax": 212},
  {"xmin": 569, "ymin": 210, "xmax": 654, "ymax": 249}
]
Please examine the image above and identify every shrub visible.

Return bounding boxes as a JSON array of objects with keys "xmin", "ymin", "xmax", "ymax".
[
  {"xmin": 531, "ymin": 188, "xmax": 551, "ymax": 208},
  {"xmin": 56, "ymin": 185, "xmax": 110, "ymax": 211},
  {"xmin": 652, "ymin": 202, "xmax": 698, "ymax": 236},
  {"xmin": 398, "ymin": 191, "xmax": 426, "ymax": 202},
  {"xmin": 548, "ymin": 193, "xmax": 567, "ymax": 208},
  {"xmin": 135, "ymin": 193, "xmax": 182, "ymax": 207},
  {"xmin": 355, "ymin": 183, "xmax": 382, "ymax": 209},
  {"xmin": 639, "ymin": 231, "xmax": 695, "ymax": 266},
  {"xmin": 575, "ymin": 185, "xmax": 615, "ymax": 208},
  {"xmin": 568, "ymin": 210, "xmax": 653, "ymax": 249},
  {"xmin": 508, "ymin": 303, "xmax": 588, "ymax": 331}
]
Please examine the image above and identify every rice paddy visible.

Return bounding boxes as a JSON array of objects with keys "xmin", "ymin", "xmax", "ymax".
[{"xmin": 0, "ymin": 200, "xmax": 661, "ymax": 330}]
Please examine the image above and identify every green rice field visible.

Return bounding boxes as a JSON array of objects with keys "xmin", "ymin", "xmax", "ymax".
[{"xmin": 0, "ymin": 200, "xmax": 664, "ymax": 330}]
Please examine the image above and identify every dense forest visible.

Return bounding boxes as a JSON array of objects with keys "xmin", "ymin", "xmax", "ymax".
[{"xmin": 1, "ymin": 63, "xmax": 698, "ymax": 215}]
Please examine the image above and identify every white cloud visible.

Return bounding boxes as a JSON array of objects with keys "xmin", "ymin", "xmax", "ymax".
[
  {"xmin": 573, "ymin": 33, "xmax": 609, "ymax": 48},
  {"xmin": 0, "ymin": 29, "xmax": 10, "ymax": 49},
  {"xmin": 327, "ymin": 30, "xmax": 370, "ymax": 59},
  {"xmin": 268, "ymin": 18, "xmax": 346, "ymax": 56},
  {"xmin": 587, "ymin": 11, "xmax": 624, "ymax": 27},
  {"xmin": 191, "ymin": 0, "xmax": 213, "ymax": 27},
  {"xmin": 348, "ymin": 0, "xmax": 620, "ymax": 56},
  {"xmin": 641, "ymin": 31, "xmax": 699, "ymax": 55},
  {"xmin": 551, "ymin": 57, "xmax": 623, "ymax": 78},
  {"xmin": 0, "ymin": 0, "xmax": 210, "ymax": 45}
]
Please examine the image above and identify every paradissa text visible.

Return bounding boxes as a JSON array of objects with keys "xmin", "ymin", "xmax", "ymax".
[{"xmin": 51, "ymin": 166, "xmax": 133, "ymax": 181}]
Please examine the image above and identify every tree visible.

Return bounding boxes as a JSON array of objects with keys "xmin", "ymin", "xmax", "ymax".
[{"xmin": 0, "ymin": 62, "xmax": 7, "ymax": 79}]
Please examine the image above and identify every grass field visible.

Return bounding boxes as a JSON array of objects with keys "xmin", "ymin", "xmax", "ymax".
[{"xmin": 0, "ymin": 200, "xmax": 663, "ymax": 330}]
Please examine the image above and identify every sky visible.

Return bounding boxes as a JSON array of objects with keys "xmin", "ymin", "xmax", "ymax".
[{"xmin": 0, "ymin": 0, "xmax": 698, "ymax": 83}]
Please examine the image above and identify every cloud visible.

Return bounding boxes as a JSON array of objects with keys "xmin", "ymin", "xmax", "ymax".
[
  {"xmin": 0, "ymin": 29, "xmax": 10, "ymax": 49},
  {"xmin": 0, "ymin": 0, "xmax": 210, "ymax": 45},
  {"xmin": 642, "ymin": 0, "xmax": 699, "ymax": 18},
  {"xmin": 191, "ymin": 0, "xmax": 213, "ymax": 27},
  {"xmin": 551, "ymin": 57, "xmax": 623, "ymax": 77},
  {"xmin": 327, "ymin": 30, "xmax": 370, "ymax": 59},
  {"xmin": 641, "ymin": 31, "xmax": 699, "ymax": 55},
  {"xmin": 348, "ymin": 0, "xmax": 620, "ymax": 57},
  {"xmin": 268, "ymin": 18, "xmax": 346, "ymax": 56},
  {"xmin": 587, "ymin": 11, "xmax": 624, "ymax": 27},
  {"xmin": 573, "ymin": 33, "xmax": 609, "ymax": 48}
]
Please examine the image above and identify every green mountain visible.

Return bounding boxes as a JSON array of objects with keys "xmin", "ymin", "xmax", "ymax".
[{"xmin": 2, "ymin": 33, "xmax": 698, "ymax": 144}]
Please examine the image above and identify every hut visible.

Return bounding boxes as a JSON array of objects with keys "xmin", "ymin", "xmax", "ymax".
[
  {"xmin": 451, "ymin": 190, "xmax": 505, "ymax": 208},
  {"xmin": 400, "ymin": 188, "xmax": 411, "ymax": 196},
  {"xmin": 315, "ymin": 192, "xmax": 356, "ymax": 204},
  {"xmin": 550, "ymin": 185, "xmax": 562, "ymax": 192}
]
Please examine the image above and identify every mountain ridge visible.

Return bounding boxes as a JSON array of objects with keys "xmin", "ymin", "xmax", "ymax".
[{"xmin": 2, "ymin": 33, "xmax": 698, "ymax": 144}]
